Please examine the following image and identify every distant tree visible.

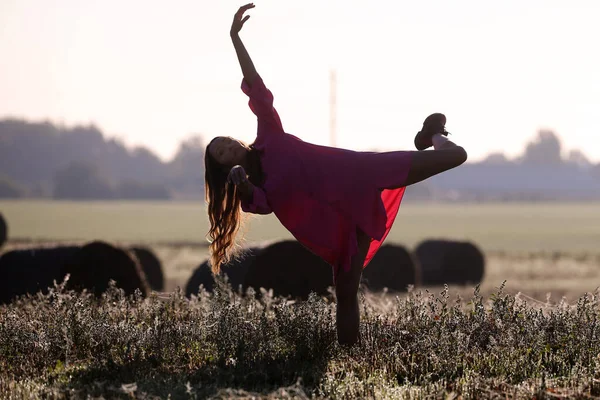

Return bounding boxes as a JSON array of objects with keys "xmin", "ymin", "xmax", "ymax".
[
  {"xmin": 0, "ymin": 119, "xmax": 211, "ymax": 199},
  {"xmin": 126, "ymin": 147, "xmax": 169, "ymax": 182},
  {"xmin": 168, "ymin": 135, "xmax": 205, "ymax": 196},
  {"xmin": 0, "ymin": 119, "xmax": 63, "ymax": 184},
  {"xmin": 521, "ymin": 129, "xmax": 563, "ymax": 165},
  {"xmin": 53, "ymin": 162, "xmax": 115, "ymax": 200},
  {"xmin": 29, "ymin": 182, "xmax": 52, "ymax": 198},
  {"xmin": 116, "ymin": 180, "xmax": 171, "ymax": 200},
  {"xmin": 482, "ymin": 152, "xmax": 512, "ymax": 165},
  {"xmin": 591, "ymin": 163, "xmax": 600, "ymax": 180},
  {"xmin": 566, "ymin": 149, "xmax": 591, "ymax": 168},
  {"xmin": 0, "ymin": 175, "xmax": 25, "ymax": 198},
  {"xmin": 0, "ymin": 119, "xmax": 169, "ymax": 192}
]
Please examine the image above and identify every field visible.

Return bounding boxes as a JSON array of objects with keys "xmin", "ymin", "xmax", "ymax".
[
  {"xmin": 2, "ymin": 201, "xmax": 600, "ymax": 398},
  {"xmin": 3, "ymin": 200, "xmax": 600, "ymax": 252}
]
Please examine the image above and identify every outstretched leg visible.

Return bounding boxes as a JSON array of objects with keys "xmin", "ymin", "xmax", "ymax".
[
  {"xmin": 403, "ymin": 136, "xmax": 467, "ymax": 186},
  {"xmin": 335, "ymin": 227, "xmax": 371, "ymax": 346}
]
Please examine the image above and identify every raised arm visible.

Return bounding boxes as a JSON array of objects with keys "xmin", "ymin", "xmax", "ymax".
[
  {"xmin": 230, "ymin": 4, "xmax": 258, "ymax": 86},
  {"xmin": 231, "ymin": 4, "xmax": 284, "ymax": 134}
]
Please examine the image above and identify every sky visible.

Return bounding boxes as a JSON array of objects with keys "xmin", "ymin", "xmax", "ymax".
[{"xmin": 0, "ymin": 0, "xmax": 599, "ymax": 163}]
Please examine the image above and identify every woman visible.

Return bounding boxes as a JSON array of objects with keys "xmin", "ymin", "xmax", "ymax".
[{"xmin": 204, "ymin": 3, "xmax": 468, "ymax": 346}]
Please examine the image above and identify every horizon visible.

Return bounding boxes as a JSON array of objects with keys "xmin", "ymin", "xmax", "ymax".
[
  {"xmin": 1, "ymin": 0, "xmax": 598, "ymax": 163},
  {"xmin": 0, "ymin": 116, "xmax": 588, "ymax": 166}
]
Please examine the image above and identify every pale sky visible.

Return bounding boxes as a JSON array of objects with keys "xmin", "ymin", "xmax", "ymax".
[{"xmin": 1, "ymin": 0, "xmax": 599, "ymax": 163}]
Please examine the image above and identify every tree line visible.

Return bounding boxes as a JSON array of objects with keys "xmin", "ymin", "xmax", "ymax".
[
  {"xmin": 1, "ymin": 118, "xmax": 599, "ymax": 201},
  {"xmin": 0, "ymin": 119, "xmax": 205, "ymax": 200}
]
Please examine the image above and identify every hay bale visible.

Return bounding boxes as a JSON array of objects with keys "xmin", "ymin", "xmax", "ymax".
[
  {"xmin": 361, "ymin": 244, "xmax": 417, "ymax": 292},
  {"xmin": 244, "ymin": 240, "xmax": 334, "ymax": 299},
  {"xmin": 415, "ymin": 240, "xmax": 485, "ymax": 285},
  {"xmin": 185, "ymin": 247, "xmax": 261, "ymax": 297},
  {"xmin": 130, "ymin": 246, "xmax": 164, "ymax": 291},
  {"xmin": 0, "ymin": 213, "xmax": 7, "ymax": 248},
  {"xmin": 0, "ymin": 246, "xmax": 80, "ymax": 304},
  {"xmin": 63, "ymin": 241, "xmax": 150, "ymax": 297}
]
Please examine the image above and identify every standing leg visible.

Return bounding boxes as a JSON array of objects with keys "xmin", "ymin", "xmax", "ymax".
[{"xmin": 335, "ymin": 227, "xmax": 371, "ymax": 346}]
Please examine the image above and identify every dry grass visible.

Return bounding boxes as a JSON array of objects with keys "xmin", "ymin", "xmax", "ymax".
[{"xmin": 3, "ymin": 277, "xmax": 600, "ymax": 399}]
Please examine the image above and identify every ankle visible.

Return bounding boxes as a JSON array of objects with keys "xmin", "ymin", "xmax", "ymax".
[
  {"xmin": 432, "ymin": 133, "xmax": 457, "ymax": 150},
  {"xmin": 432, "ymin": 133, "xmax": 448, "ymax": 149}
]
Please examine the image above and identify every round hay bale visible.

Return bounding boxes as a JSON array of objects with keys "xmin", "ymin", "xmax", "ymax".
[
  {"xmin": 63, "ymin": 241, "xmax": 149, "ymax": 297},
  {"xmin": 244, "ymin": 240, "xmax": 333, "ymax": 299},
  {"xmin": 415, "ymin": 240, "xmax": 485, "ymax": 286},
  {"xmin": 130, "ymin": 246, "xmax": 164, "ymax": 291},
  {"xmin": 0, "ymin": 213, "xmax": 7, "ymax": 248},
  {"xmin": 361, "ymin": 244, "xmax": 417, "ymax": 292},
  {"xmin": 0, "ymin": 246, "xmax": 81, "ymax": 304},
  {"xmin": 185, "ymin": 246, "xmax": 261, "ymax": 297}
]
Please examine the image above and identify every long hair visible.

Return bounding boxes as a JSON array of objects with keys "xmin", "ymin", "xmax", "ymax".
[{"xmin": 204, "ymin": 138, "xmax": 264, "ymax": 274}]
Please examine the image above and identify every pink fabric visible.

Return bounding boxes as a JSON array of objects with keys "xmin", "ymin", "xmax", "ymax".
[{"xmin": 240, "ymin": 75, "xmax": 411, "ymax": 281}]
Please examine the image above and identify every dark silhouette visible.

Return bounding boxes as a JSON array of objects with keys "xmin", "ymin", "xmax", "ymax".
[
  {"xmin": 244, "ymin": 241, "xmax": 334, "ymax": 300},
  {"xmin": 361, "ymin": 244, "xmax": 417, "ymax": 292},
  {"xmin": 205, "ymin": 3, "xmax": 468, "ymax": 347},
  {"xmin": 415, "ymin": 240, "xmax": 485, "ymax": 286},
  {"xmin": 0, "ymin": 213, "xmax": 7, "ymax": 247},
  {"xmin": 0, "ymin": 242, "xmax": 150, "ymax": 304},
  {"xmin": 186, "ymin": 246, "xmax": 263, "ymax": 296},
  {"xmin": 187, "ymin": 242, "xmax": 418, "ymax": 298},
  {"xmin": 130, "ymin": 246, "xmax": 165, "ymax": 291},
  {"xmin": 0, "ymin": 246, "xmax": 81, "ymax": 304},
  {"xmin": 63, "ymin": 241, "xmax": 150, "ymax": 297}
]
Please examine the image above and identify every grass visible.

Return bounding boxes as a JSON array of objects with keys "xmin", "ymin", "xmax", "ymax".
[
  {"xmin": 3, "ymin": 201, "xmax": 600, "ymax": 397},
  {"xmin": 2, "ymin": 281, "xmax": 600, "ymax": 399},
  {"xmin": 3, "ymin": 200, "xmax": 600, "ymax": 252}
]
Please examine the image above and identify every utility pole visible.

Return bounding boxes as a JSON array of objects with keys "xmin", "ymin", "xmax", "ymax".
[{"xmin": 329, "ymin": 69, "xmax": 337, "ymax": 148}]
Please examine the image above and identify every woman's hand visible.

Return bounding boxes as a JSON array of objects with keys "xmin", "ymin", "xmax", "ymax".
[
  {"xmin": 230, "ymin": 3, "xmax": 255, "ymax": 36},
  {"xmin": 227, "ymin": 165, "xmax": 249, "ymax": 186},
  {"xmin": 228, "ymin": 165, "xmax": 254, "ymax": 202}
]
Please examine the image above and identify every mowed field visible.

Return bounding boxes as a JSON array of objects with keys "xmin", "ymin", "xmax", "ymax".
[
  {"xmin": 2, "ymin": 200, "xmax": 600, "ymax": 301},
  {"xmin": 3, "ymin": 200, "xmax": 600, "ymax": 251}
]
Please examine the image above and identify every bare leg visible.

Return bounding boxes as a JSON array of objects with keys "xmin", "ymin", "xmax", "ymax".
[
  {"xmin": 386, "ymin": 139, "xmax": 468, "ymax": 189},
  {"xmin": 335, "ymin": 228, "xmax": 371, "ymax": 346}
]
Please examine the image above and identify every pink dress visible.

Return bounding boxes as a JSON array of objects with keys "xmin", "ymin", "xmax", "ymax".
[{"xmin": 240, "ymin": 75, "xmax": 412, "ymax": 281}]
